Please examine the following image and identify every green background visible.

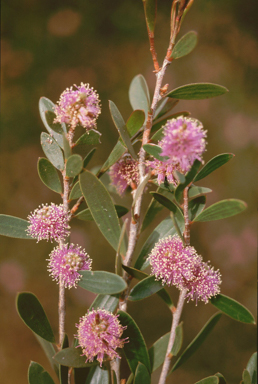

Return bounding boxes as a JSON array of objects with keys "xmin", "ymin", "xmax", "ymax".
[{"xmin": 1, "ymin": 0, "xmax": 257, "ymax": 383}]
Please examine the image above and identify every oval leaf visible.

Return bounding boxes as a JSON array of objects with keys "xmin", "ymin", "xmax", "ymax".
[
  {"xmin": 151, "ymin": 192, "xmax": 184, "ymax": 225},
  {"xmin": 171, "ymin": 31, "xmax": 198, "ymax": 59},
  {"xmin": 194, "ymin": 153, "xmax": 235, "ymax": 182},
  {"xmin": 54, "ymin": 347, "xmax": 97, "ymax": 368},
  {"xmin": 34, "ymin": 335, "xmax": 59, "ymax": 377},
  {"xmin": 41, "ymin": 132, "xmax": 64, "ymax": 170},
  {"xmin": 143, "ymin": 144, "xmax": 168, "ymax": 161},
  {"xmin": 149, "ymin": 332, "xmax": 170, "ymax": 372},
  {"xmin": 69, "ymin": 181, "xmax": 82, "ymax": 200},
  {"xmin": 0, "ymin": 214, "xmax": 33, "ymax": 239},
  {"xmin": 89, "ymin": 294, "xmax": 119, "ymax": 312},
  {"xmin": 66, "ymin": 154, "xmax": 83, "ymax": 177},
  {"xmin": 28, "ymin": 361, "xmax": 55, "ymax": 384},
  {"xmin": 126, "ymin": 109, "xmax": 145, "ymax": 138},
  {"xmin": 78, "ymin": 270, "xmax": 127, "ymax": 294},
  {"xmin": 118, "ymin": 310, "xmax": 151, "ymax": 374},
  {"xmin": 134, "ymin": 362, "xmax": 151, "ymax": 384},
  {"xmin": 129, "ymin": 275, "xmax": 163, "ymax": 301},
  {"xmin": 129, "ymin": 75, "xmax": 150, "ymax": 118},
  {"xmin": 188, "ymin": 186, "xmax": 212, "ymax": 199},
  {"xmin": 16, "ymin": 292, "xmax": 55, "ymax": 343},
  {"xmin": 167, "ymin": 83, "xmax": 228, "ymax": 100},
  {"xmin": 195, "ymin": 376, "xmax": 219, "ymax": 384},
  {"xmin": 188, "ymin": 195, "xmax": 206, "ymax": 221},
  {"xmin": 210, "ymin": 294, "xmax": 255, "ymax": 324},
  {"xmin": 79, "ymin": 171, "xmax": 123, "ymax": 252},
  {"xmin": 85, "ymin": 365, "xmax": 109, "ymax": 384},
  {"xmin": 75, "ymin": 131, "xmax": 101, "ymax": 146},
  {"xmin": 76, "ymin": 205, "xmax": 128, "ymax": 221},
  {"xmin": 194, "ymin": 199, "xmax": 247, "ymax": 222},
  {"xmin": 170, "ymin": 312, "xmax": 222, "ymax": 373},
  {"xmin": 38, "ymin": 158, "xmax": 62, "ymax": 193}
]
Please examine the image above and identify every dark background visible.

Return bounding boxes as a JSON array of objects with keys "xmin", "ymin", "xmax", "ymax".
[{"xmin": 1, "ymin": 0, "xmax": 257, "ymax": 383}]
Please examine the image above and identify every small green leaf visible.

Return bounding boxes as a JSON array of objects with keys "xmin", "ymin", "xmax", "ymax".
[
  {"xmin": 38, "ymin": 158, "xmax": 62, "ymax": 193},
  {"xmin": 62, "ymin": 133, "xmax": 71, "ymax": 159},
  {"xmin": 194, "ymin": 199, "xmax": 247, "ymax": 222},
  {"xmin": 214, "ymin": 373, "xmax": 227, "ymax": 384},
  {"xmin": 98, "ymin": 140, "xmax": 127, "ymax": 176},
  {"xmin": 118, "ymin": 311, "xmax": 151, "ymax": 374},
  {"xmin": 171, "ymin": 322, "xmax": 183, "ymax": 357},
  {"xmin": 89, "ymin": 294, "xmax": 119, "ymax": 312},
  {"xmin": 143, "ymin": 144, "xmax": 168, "ymax": 161},
  {"xmin": 54, "ymin": 347, "xmax": 97, "ymax": 368},
  {"xmin": 246, "ymin": 352, "xmax": 257, "ymax": 384},
  {"xmin": 0, "ymin": 214, "xmax": 33, "ymax": 239},
  {"xmin": 167, "ymin": 83, "xmax": 228, "ymax": 100},
  {"xmin": 175, "ymin": 160, "xmax": 201, "ymax": 204},
  {"xmin": 66, "ymin": 154, "xmax": 83, "ymax": 177},
  {"xmin": 129, "ymin": 275, "xmax": 163, "ymax": 301},
  {"xmin": 143, "ymin": 0, "xmax": 157, "ymax": 33},
  {"xmin": 28, "ymin": 361, "xmax": 55, "ymax": 384},
  {"xmin": 242, "ymin": 370, "xmax": 252, "ymax": 384},
  {"xmin": 109, "ymin": 100, "xmax": 137, "ymax": 159},
  {"xmin": 116, "ymin": 218, "xmax": 128, "ymax": 276},
  {"xmin": 41, "ymin": 132, "xmax": 64, "ymax": 170},
  {"xmin": 210, "ymin": 294, "xmax": 255, "ymax": 323},
  {"xmin": 126, "ymin": 110, "xmax": 145, "ymax": 138},
  {"xmin": 188, "ymin": 196, "xmax": 206, "ymax": 221},
  {"xmin": 151, "ymin": 192, "xmax": 184, "ymax": 226},
  {"xmin": 85, "ymin": 365, "xmax": 109, "ymax": 384},
  {"xmin": 133, "ymin": 362, "xmax": 151, "ymax": 384},
  {"xmin": 16, "ymin": 292, "xmax": 55, "ymax": 343},
  {"xmin": 170, "ymin": 312, "xmax": 222, "ymax": 373},
  {"xmin": 78, "ymin": 270, "xmax": 127, "ymax": 294},
  {"xmin": 149, "ymin": 332, "xmax": 170, "ymax": 372},
  {"xmin": 129, "ymin": 75, "xmax": 150, "ymax": 118},
  {"xmin": 34, "ymin": 335, "xmax": 59, "ymax": 377},
  {"xmin": 171, "ymin": 31, "xmax": 198, "ymax": 59},
  {"xmin": 69, "ymin": 181, "xmax": 82, "ymax": 200},
  {"xmin": 195, "ymin": 376, "xmax": 219, "ymax": 384},
  {"xmin": 75, "ymin": 131, "xmax": 101, "ymax": 146},
  {"xmin": 75, "ymin": 205, "xmax": 128, "ymax": 221},
  {"xmin": 83, "ymin": 148, "xmax": 97, "ymax": 168},
  {"xmin": 80, "ymin": 171, "xmax": 124, "ymax": 252},
  {"xmin": 188, "ymin": 186, "xmax": 212, "ymax": 199},
  {"xmin": 39, "ymin": 97, "xmax": 66, "ymax": 149},
  {"xmin": 194, "ymin": 153, "xmax": 235, "ymax": 182}
]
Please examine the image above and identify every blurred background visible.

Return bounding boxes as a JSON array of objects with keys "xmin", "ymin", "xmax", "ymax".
[{"xmin": 1, "ymin": 0, "xmax": 257, "ymax": 383}]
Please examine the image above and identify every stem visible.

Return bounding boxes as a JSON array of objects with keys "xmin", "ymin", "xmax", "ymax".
[
  {"xmin": 158, "ymin": 289, "xmax": 186, "ymax": 384},
  {"xmin": 110, "ymin": 358, "xmax": 120, "ymax": 384},
  {"xmin": 183, "ymin": 187, "xmax": 190, "ymax": 245},
  {"xmin": 58, "ymin": 280, "xmax": 66, "ymax": 346}
]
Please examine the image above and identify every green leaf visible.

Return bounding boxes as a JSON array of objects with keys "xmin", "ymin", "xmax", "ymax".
[
  {"xmin": 129, "ymin": 275, "xmax": 163, "ymax": 301},
  {"xmin": 151, "ymin": 192, "xmax": 184, "ymax": 226},
  {"xmin": 194, "ymin": 199, "xmax": 247, "ymax": 222},
  {"xmin": 126, "ymin": 110, "xmax": 145, "ymax": 138},
  {"xmin": 171, "ymin": 31, "xmax": 198, "ymax": 59},
  {"xmin": 210, "ymin": 294, "xmax": 255, "ymax": 323},
  {"xmin": 195, "ymin": 376, "xmax": 219, "ymax": 384},
  {"xmin": 0, "ymin": 214, "xmax": 33, "ymax": 239},
  {"xmin": 66, "ymin": 154, "xmax": 83, "ymax": 177},
  {"xmin": 109, "ymin": 100, "xmax": 137, "ymax": 159},
  {"xmin": 75, "ymin": 131, "xmax": 101, "ymax": 146},
  {"xmin": 85, "ymin": 365, "xmax": 109, "ymax": 384},
  {"xmin": 69, "ymin": 181, "xmax": 82, "ymax": 200},
  {"xmin": 167, "ymin": 83, "xmax": 228, "ymax": 100},
  {"xmin": 41, "ymin": 132, "xmax": 64, "ymax": 170},
  {"xmin": 175, "ymin": 160, "xmax": 201, "ymax": 204},
  {"xmin": 126, "ymin": 373, "xmax": 134, "ymax": 384},
  {"xmin": 54, "ymin": 347, "xmax": 97, "ymax": 368},
  {"xmin": 171, "ymin": 322, "xmax": 183, "ymax": 357},
  {"xmin": 170, "ymin": 312, "xmax": 222, "ymax": 373},
  {"xmin": 188, "ymin": 196, "xmax": 206, "ymax": 221},
  {"xmin": 80, "ymin": 171, "xmax": 123, "ymax": 252},
  {"xmin": 118, "ymin": 311, "xmax": 151, "ymax": 374},
  {"xmin": 75, "ymin": 205, "xmax": 128, "ymax": 221},
  {"xmin": 143, "ymin": 0, "xmax": 157, "ymax": 33},
  {"xmin": 59, "ymin": 335, "xmax": 69, "ymax": 384},
  {"xmin": 28, "ymin": 361, "xmax": 55, "ymax": 384},
  {"xmin": 83, "ymin": 148, "xmax": 97, "ymax": 168},
  {"xmin": 246, "ymin": 352, "xmax": 257, "ymax": 384},
  {"xmin": 188, "ymin": 186, "xmax": 212, "ymax": 199},
  {"xmin": 133, "ymin": 362, "xmax": 151, "ymax": 384},
  {"xmin": 34, "ymin": 335, "xmax": 59, "ymax": 377},
  {"xmin": 62, "ymin": 133, "xmax": 71, "ymax": 159},
  {"xmin": 149, "ymin": 332, "xmax": 170, "ymax": 372},
  {"xmin": 16, "ymin": 292, "xmax": 55, "ymax": 343},
  {"xmin": 129, "ymin": 75, "xmax": 150, "ymax": 118},
  {"xmin": 214, "ymin": 373, "xmax": 227, "ymax": 384},
  {"xmin": 143, "ymin": 144, "xmax": 168, "ymax": 161},
  {"xmin": 242, "ymin": 370, "xmax": 252, "ymax": 384},
  {"xmin": 37, "ymin": 158, "xmax": 62, "ymax": 193},
  {"xmin": 135, "ymin": 215, "xmax": 184, "ymax": 271},
  {"xmin": 78, "ymin": 270, "xmax": 127, "ymax": 294},
  {"xmin": 116, "ymin": 218, "xmax": 128, "ymax": 276},
  {"xmin": 194, "ymin": 153, "xmax": 235, "ymax": 182},
  {"xmin": 98, "ymin": 141, "xmax": 127, "ymax": 176},
  {"xmin": 89, "ymin": 294, "xmax": 119, "ymax": 312},
  {"xmin": 39, "ymin": 97, "xmax": 66, "ymax": 149}
]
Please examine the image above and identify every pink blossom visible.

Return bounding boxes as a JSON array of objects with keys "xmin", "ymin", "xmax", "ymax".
[{"xmin": 109, "ymin": 155, "xmax": 139, "ymax": 195}]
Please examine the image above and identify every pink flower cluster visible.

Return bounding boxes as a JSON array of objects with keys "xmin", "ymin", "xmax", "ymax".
[
  {"xmin": 54, "ymin": 83, "xmax": 101, "ymax": 131},
  {"xmin": 148, "ymin": 235, "xmax": 221, "ymax": 304},
  {"xmin": 109, "ymin": 155, "xmax": 139, "ymax": 195},
  {"xmin": 148, "ymin": 116, "xmax": 207, "ymax": 186},
  {"xmin": 76, "ymin": 309, "xmax": 127, "ymax": 366}
]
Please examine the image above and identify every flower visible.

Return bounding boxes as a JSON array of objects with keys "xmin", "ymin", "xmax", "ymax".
[
  {"xmin": 54, "ymin": 83, "xmax": 101, "ymax": 131},
  {"xmin": 109, "ymin": 155, "xmax": 139, "ymax": 195},
  {"xmin": 76, "ymin": 309, "xmax": 127, "ymax": 366},
  {"xmin": 148, "ymin": 235, "xmax": 221, "ymax": 304},
  {"xmin": 48, "ymin": 243, "xmax": 92, "ymax": 289},
  {"xmin": 160, "ymin": 116, "xmax": 207, "ymax": 173},
  {"xmin": 27, "ymin": 203, "xmax": 70, "ymax": 242},
  {"xmin": 147, "ymin": 158, "xmax": 179, "ymax": 185}
]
